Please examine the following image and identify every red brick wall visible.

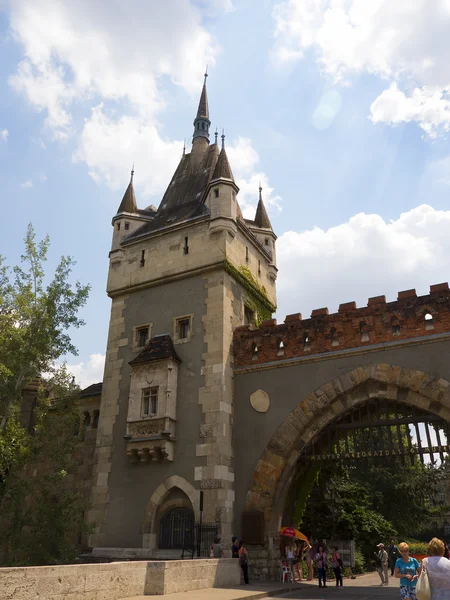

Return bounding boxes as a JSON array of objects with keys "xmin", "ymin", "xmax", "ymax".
[{"xmin": 233, "ymin": 283, "xmax": 450, "ymax": 367}]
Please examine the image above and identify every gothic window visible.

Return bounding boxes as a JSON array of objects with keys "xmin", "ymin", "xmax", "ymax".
[
  {"xmin": 159, "ymin": 507, "xmax": 194, "ymax": 549},
  {"xmin": 303, "ymin": 332, "xmax": 311, "ymax": 351},
  {"xmin": 391, "ymin": 317, "xmax": 400, "ymax": 336},
  {"xmin": 277, "ymin": 340, "xmax": 284, "ymax": 356},
  {"xmin": 330, "ymin": 327, "xmax": 339, "ymax": 347},
  {"xmin": 424, "ymin": 312, "xmax": 434, "ymax": 330},
  {"xmin": 142, "ymin": 387, "xmax": 158, "ymax": 417},
  {"xmin": 136, "ymin": 326, "xmax": 149, "ymax": 348},
  {"xmin": 252, "ymin": 342, "xmax": 258, "ymax": 360},
  {"xmin": 360, "ymin": 322, "xmax": 369, "ymax": 342},
  {"xmin": 244, "ymin": 305, "xmax": 254, "ymax": 326}
]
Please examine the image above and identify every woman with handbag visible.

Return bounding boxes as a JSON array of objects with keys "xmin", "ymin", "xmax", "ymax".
[
  {"xmin": 395, "ymin": 542, "xmax": 422, "ymax": 600},
  {"xmin": 238, "ymin": 540, "xmax": 250, "ymax": 585},
  {"xmin": 418, "ymin": 537, "xmax": 450, "ymax": 600}
]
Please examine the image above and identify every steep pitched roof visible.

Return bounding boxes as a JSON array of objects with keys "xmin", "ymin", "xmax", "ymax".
[
  {"xmin": 197, "ymin": 83, "xmax": 209, "ymax": 119},
  {"xmin": 117, "ymin": 180, "xmax": 137, "ymax": 214},
  {"xmin": 211, "ymin": 147, "xmax": 234, "ymax": 181},
  {"xmin": 129, "ymin": 334, "xmax": 181, "ymax": 366},
  {"xmin": 80, "ymin": 382, "xmax": 103, "ymax": 398},
  {"xmin": 124, "ymin": 144, "xmax": 220, "ymax": 241},
  {"xmin": 254, "ymin": 196, "xmax": 272, "ymax": 229}
]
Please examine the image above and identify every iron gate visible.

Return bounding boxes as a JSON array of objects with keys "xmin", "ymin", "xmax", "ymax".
[
  {"xmin": 181, "ymin": 523, "xmax": 219, "ymax": 559},
  {"xmin": 159, "ymin": 507, "xmax": 194, "ymax": 549}
]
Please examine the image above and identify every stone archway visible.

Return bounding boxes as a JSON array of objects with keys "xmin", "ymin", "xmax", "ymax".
[
  {"xmin": 142, "ymin": 475, "xmax": 200, "ymax": 549},
  {"xmin": 245, "ymin": 364, "xmax": 450, "ymax": 540}
]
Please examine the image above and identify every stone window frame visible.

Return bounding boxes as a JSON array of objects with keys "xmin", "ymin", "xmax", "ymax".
[
  {"xmin": 141, "ymin": 386, "xmax": 159, "ymax": 419},
  {"xmin": 132, "ymin": 323, "xmax": 152, "ymax": 351},
  {"xmin": 173, "ymin": 314, "xmax": 194, "ymax": 344}
]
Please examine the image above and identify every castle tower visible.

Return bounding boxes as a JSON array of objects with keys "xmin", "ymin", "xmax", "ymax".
[{"xmin": 89, "ymin": 77, "xmax": 277, "ymax": 554}]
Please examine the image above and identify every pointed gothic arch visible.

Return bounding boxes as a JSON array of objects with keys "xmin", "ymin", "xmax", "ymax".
[{"xmin": 244, "ymin": 364, "xmax": 450, "ymax": 539}]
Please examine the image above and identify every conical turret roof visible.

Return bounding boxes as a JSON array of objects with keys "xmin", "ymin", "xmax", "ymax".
[
  {"xmin": 254, "ymin": 187, "xmax": 272, "ymax": 229},
  {"xmin": 196, "ymin": 83, "xmax": 209, "ymax": 119},
  {"xmin": 212, "ymin": 146, "xmax": 234, "ymax": 181},
  {"xmin": 117, "ymin": 172, "xmax": 137, "ymax": 214}
]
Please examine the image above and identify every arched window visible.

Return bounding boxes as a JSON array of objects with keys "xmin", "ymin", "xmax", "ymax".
[
  {"xmin": 391, "ymin": 317, "xmax": 401, "ymax": 336},
  {"xmin": 330, "ymin": 327, "xmax": 339, "ymax": 347},
  {"xmin": 424, "ymin": 312, "xmax": 434, "ymax": 331},
  {"xmin": 159, "ymin": 507, "xmax": 194, "ymax": 549},
  {"xmin": 360, "ymin": 322, "xmax": 369, "ymax": 342},
  {"xmin": 277, "ymin": 340, "xmax": 285, "ymax": 356},
  {"xmin": 252, "ymin": 342, "xmax": 258, "ymax": 360},
  {"xmin": 303, "ymin": 332, "xmax": 311, "ymax": 351}
]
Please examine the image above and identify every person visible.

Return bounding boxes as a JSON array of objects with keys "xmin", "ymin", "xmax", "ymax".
[
  {"xmin": 306, "ymin": 543, "xmax": 314, "ymax": 581},
  {"xmin": 388, "ymin": 538, "xmax": 401, "ymax": 576},
  {"xmin": 422, "ymin": 537, "xmax": 450, "ymax": 600},
  {"xmin": 331, "ymin": 546, "xmax": 343, "ymax": 587},
  {"xmin": 376, "ymin": 542, "xmax": 389, "ymax": 586},
  {"xmin": 210, "ymin": 536, "xmax": 224, "ymax": 558},
  {"xmin": 231, "ymin": 536, "xmax": 239, "ymax": 558},
  {"xmin": 394, "ymin": 541, "xmax": 421, "ymax": 599},
  {"xmin": 315, "ymin": 544, "xmax": 328, "ymax": 588},
  {"xmin": 294, "ymin": 540, "xmax": 304, "ymax": 582},
  {"xmin": 238, "ymin": 540, "xmax": 249, "ymax": 585}
]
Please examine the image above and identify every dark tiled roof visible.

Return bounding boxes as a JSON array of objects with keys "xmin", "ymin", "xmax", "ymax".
[
  {"xmin": 124, "ymin": 144, "xmax": 220, "ymax": 241},
  {"xmin": 80, "ymin": 382, "xmax": 103, "ymax": 398},
  {"xmin": 254, "ymin": 197, "xmax": 272, "ymax": 229},
  {"xmin": 129, "ymin": 334, "xmax": 181, "ymax": 366},
  {"xmin": 117, "ymin": 181, "xmax": 137, "ymax": 214},
  {"xmin": 197, "ymin": 84, "xmax": 209, "ymax": 119},
  {"xmin": 211, "ymin": 147, "xmax": 234, "ymax": 181}
]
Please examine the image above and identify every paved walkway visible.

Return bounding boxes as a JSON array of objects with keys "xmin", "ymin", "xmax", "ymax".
[{"xmin": 122, "ymin": 571, "xmax": 400, "ymax": 600}]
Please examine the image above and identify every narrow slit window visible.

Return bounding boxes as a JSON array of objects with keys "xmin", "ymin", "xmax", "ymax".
[
  {"xmin": 252, "ymin": 342, "xmax": 258, "ymax": 360},
  {"xmin": 391, "ymin": 318, "xmax": 400, "ymax": 336},
  {"xmin": 124, "ymin": 222, "xmax": 130, "ymax": 231},
  {"xmin": 330, "ymin": 327, "xmax": 339, "ymax": 347},
  {"xmin": 360, "ymin": 322, "xmax": 369, "ymax": 342},
  {"xmin": 258, "ymin": 260, "xmax": 261, "ymax": 276},
  {"xmin": 277, "ymin": 340, "xmax": 285, "ymax": 356},
  {"xmin": 93, "ymin": 410, "xmax": 99, "ymax": 429},
  {"xmin": 150, "ymin": 387, "xmax": 158, "ymax": 415},
  {"xmin": 264, "ymin": 238, "xmax": 269, "ymax": 246},
  {"xmin": 303, "ymin": 332, "xmax": 311, "ymax": 351},
  {"xmin": 245, "ymin": 247, "xmax": 249, "ymax": 263},
  {"xmin": 140, "ymin": 249, "xmax": 145, "ymax": 267},
  {"xmin": 425, "ymin": 312, "xmax": 434, "ymax": 330},
  {"xmin": 214, "ymin": 188, "xmax": 219, "ymax": 198},
  {"xmin": 142, "ymin": 388, "xmax": 150, "ymax": 417},
  {"xmin": 117, "ymin": 222, "xmax": 121, "ymax": 231},
  {"xmin": 183, "ymin": 237, "xmax": 189, "ymax": 255}
]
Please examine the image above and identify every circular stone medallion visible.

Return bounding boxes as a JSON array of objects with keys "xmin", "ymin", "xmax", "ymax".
[{"xmin": 250, "ymin": 389, "xmax": 270, "ymax": 413}]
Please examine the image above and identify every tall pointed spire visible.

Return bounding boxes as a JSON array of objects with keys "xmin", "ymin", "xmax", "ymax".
[
  {"xmin": 192, "ymin": 69, "xmax": 210, "ymax": 144},
  {"xmin": 212, "ymin": 132, "xmax": 234, "ymax": 181},
  {"xmin": 254, "ymin": 184, "xmax": 272, "ymax": 229},
  {"xmin": 117, "ymin": 167, "xmax": 137, "ymax": 214}
]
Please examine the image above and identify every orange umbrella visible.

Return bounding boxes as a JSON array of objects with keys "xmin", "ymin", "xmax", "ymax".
[{"xmin": 280, "ymin": 527, "xmax": 309, "ymax": 542}]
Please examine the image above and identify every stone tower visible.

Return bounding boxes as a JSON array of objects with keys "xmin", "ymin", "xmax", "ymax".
[{"xmin": 89, "ymin": 76, "xmax": 277, "ymax": 554}]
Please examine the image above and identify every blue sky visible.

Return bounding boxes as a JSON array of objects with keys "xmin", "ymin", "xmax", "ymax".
[{"xmin": 1, "ymin": 0, "xmax": 450, "ymax": 386}]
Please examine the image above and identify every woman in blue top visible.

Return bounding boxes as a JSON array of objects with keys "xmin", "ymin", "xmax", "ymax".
[{"xmin": 394, "ymin": 542, "xmax": 422, "ymax": 600}]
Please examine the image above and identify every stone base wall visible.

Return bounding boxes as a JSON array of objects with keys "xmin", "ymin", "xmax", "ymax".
[{"xmin": 0, "ymin": 558, "xmax": 241, "ymax": 599}]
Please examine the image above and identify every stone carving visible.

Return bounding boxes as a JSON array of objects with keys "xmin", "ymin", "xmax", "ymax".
[
  {"xmin": 129, "ymin": 419, "xmax": 164, "ymax": 437},
  {"xmin": 250, "ymin": 389, "xmax": 270, "ymax": 413},
  {"xmin": 200, "ymin": 479, "xmax": 222, "ymax": 489},
  {"xmin": 199, "ymin": 424, "xmax": 213, "ymax": 438}
]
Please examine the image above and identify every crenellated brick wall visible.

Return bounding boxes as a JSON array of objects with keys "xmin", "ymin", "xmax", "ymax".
[{"xmin": 233, "ymin": 282, "xmax": 450, "ymax": 367}]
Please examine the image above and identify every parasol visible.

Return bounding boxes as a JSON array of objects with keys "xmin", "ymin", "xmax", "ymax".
[{"xmin": 280, "ymin": 527, "xmax": 309, "ymax": 542}]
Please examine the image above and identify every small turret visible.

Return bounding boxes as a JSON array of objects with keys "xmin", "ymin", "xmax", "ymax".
[{"xmin": 206, "ymin": 132, "xmax": 240, "ymax": 237}]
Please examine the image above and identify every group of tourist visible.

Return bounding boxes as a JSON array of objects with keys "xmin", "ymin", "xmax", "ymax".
[
  {"xmin": 282, "ymin": 540, "xmax": 344, "ymax": 587},
  {"xmin": 376, "ymin": 537, "xmax": 450, "ymax": 599}
]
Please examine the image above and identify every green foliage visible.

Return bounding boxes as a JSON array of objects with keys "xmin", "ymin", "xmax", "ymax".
[
  {"xmin": 0, "ymin": 224, "xmax": 90, "ymax": 417},
  {"xmin": 224, "ymin": 259, "xmax": 276, "ymax": 325},
  {"xmin": 0, "ymin": 226, "xmax": 91, "ymax": 565},
  {"xmin": 406, "ymin": 542, "xmax": 429, "ymax": 555}
]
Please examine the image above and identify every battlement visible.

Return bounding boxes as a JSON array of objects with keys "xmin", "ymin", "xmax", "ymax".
[{"xmin": 233, "ymin": 283, "xmax": 450, "ymax": 368}]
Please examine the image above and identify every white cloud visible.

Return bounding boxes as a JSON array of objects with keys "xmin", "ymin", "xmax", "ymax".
[
  {"xmin": 271, "ymin": 0, "xmax": 450, "ymax": 136},
  {"xmin": 276, "ymin": 204, "xmax": 450, "ymax": 319},
  {"xmin": 0, "ymin": 129, "xmax": 8, "ymax": 142},
  {"xmin": 20, "ymin": 179, "xmax": 33, "ymax": 188},
  {"xmin": 67, "ymin": 353, "xmax": 105, "ymax": 389},
  {"xmin": 227, "ymin": 136, "xmax": 282, "ymax": 219}
]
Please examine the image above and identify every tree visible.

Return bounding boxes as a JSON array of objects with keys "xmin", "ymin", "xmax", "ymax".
[{"xmin": 0, "ymin": 225, "xmax": 91, "ymax": 565}]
